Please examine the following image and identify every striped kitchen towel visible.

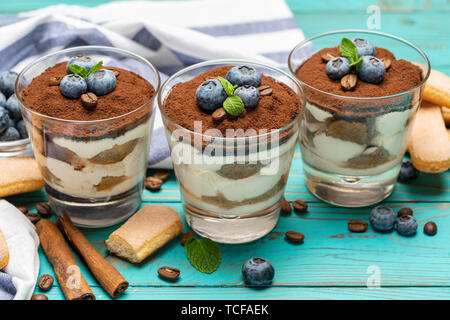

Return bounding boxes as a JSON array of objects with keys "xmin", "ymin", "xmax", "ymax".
[{"xmin": 0, "ymin": 0, "xmax": 307, "ymax": 168}]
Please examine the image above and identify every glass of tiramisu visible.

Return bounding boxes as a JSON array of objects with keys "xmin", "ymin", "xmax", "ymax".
[
  {"xmin": 16, "ymin": 46, "xmax": 160, "ymax": 227},
  {"xmin": 158, "ymin": 60, "xmax": 304, "ymax": 243},
  {"xmin": 289, "ymin": 30, "xmax": 430, "ymax": 207}
]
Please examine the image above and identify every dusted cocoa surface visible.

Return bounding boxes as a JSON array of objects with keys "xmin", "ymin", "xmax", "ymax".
[
  {"xmin": 21, "ymin": 62, "xmax": 155, "ymax": 139},
  {"xmin": 162, "ymin": 66, "xmax": 302, "ymax": 135},
  {"xmin": 296, "ymin": 47, "xmax": 423, "ymax": 118}
]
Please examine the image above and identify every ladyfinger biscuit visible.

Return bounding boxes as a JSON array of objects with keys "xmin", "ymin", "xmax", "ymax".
[
  {"xmin": 106, "ymin": 205, "xmax": 183, "ymax": 263},
  {"xmin": 0, "ymin": 156, "xmax": 44, "ymax": 198},
  {"xmin": 0, "ymin": 228, "xmax": 9, "ymax": 269},
  {"xmin": 408, "ymin": 101, "xmax": 450, "ymax": 173},
  {"xmin": 422, "ymin": 68, "xmax": 450, "ymax": 108}
]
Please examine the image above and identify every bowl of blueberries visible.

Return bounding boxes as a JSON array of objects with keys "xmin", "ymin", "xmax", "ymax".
[{"xmin": 0, "ymin": 70, "xmax": 32, "ymax": 158}]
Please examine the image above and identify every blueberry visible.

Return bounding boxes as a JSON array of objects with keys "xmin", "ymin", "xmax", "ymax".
[
  {"xmin": 0, "ymin": 107, "xmax": 10, "ymax": 134},
  {"xmin": 357, "ymin": 56, "xmax": 385, "ymax": 84},
  {"xmin": 352, "ymin": 38, "xmax": 376, "ymax": 57},
  {"xmin": 0, "ymin": 70, "xmax": 18, "ymax": 97},
  {"xmin": 16, "ymin": 120, "xmax": 28, "ymax": 139},
  {"xmin": 242, "ymin": 257, "xmax": 274, "ymax": 286},
  {"xmin": 60, "ymin": 74, "xmax": 87, "ymax": 99},
  {"xmin": 66, "ymin": 56, "xmax": 97, "ymax": 73},
  {"xmin": 0, "ymin": 126, "xmax": 20, "ymax": 141},
  {"xmin": 0, "ymin": 92, "xmax": 6, "ymax": 108},
  {"xmin": 326, "ymin": 57, "xmax": 350, "ymax": 80},
  {"xmin": 370, "ymin": 205, "xmax": 396, "ymax": 233},
  {"xmin": 226, "ymin": 65, "xmax": 262, "ymax": 87},
  {"xmin": 86, "ymin": 69, "xmax": 116, "ymax": 96},
  {"xmin": 195, "ymin": 79, "xmax": 227, "ymax": 111},
  {"xmin": 397, "ymin": 215, "xmax": 418, "ymax": 236},
  {"xmin": 234, "ymin": 86, "xmax": 260, "ymax": 108},
  {"xmin": 398, "ymin": 161, "xmax": 419, "ymax": 182},
  {"xmin": 5, "ymin": 95, "xmax": 21, "ymax": 120}
]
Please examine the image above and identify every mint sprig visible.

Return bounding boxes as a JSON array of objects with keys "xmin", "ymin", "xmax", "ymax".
[
  {"xmin": 340, "ymin": 38, "xmax": 362, "ymax": 67},
  {"xmin": 216, "ymin": 76, "xmax": 244, "ymax": 116},
  {"xmin": 185, "ymin": 237, "xmax": 221, "ymax": 274},
  {"xmin": 67, "ymin": 61, "xmax": 103, "ymax": 80}
]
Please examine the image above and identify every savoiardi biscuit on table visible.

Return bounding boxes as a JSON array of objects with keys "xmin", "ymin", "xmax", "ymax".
[
  {"xmin": 0, "ymin": 156, "xmax": 44, "ymax": 197},
  {"xmin": 106, "ymin": 205, "xmax": 183, "ymax": 263},
  {"xmin": 420, "ymin": 67, "xmax": 450, "ymax": 109},
  {"xmin": 408, "ymin": 101, "xmax": 450, "ymax": 173},
  {"xmin": 0, "ymin": 228, "xmax": 9, "ymax": 269}
]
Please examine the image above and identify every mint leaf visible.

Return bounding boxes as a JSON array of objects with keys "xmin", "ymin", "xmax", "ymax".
[
  {"xmin": 340, "ymin": 37, "xmax": 362, "ymax": 67},
  {"xmin": 185, "ymin": 237, "xmax": 221, "ymax": 274},
  {"xmin": 68, "ymin": 64, "xmax": 88, "ymax": 80},
  {"xmin": 217, "ymin": 76, "xmax": 237, "ymax": 96},
  {"xmin": 223, "ymin": 95, "xmax": 244, "ymax": 116},
  {"xmin": 87, "ymin": 61, "xmax": 103, "ymax": 76}
]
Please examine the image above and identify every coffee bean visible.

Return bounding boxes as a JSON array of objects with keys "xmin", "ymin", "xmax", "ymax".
[
  {"xmin": 16, "ymin": 205, "xmax": 28, "ymax": 214},
  {"xmin": 49, "ymin": 76, "xmax": 62, "ymax": 86},
  {"xmin": 285, "ymin": 231, "xmax": 305, "ymax": 244},
  {"xmin": 398, "ymin": 207, "xmax": 413, "ymax": 217},
  {"xmin": 321, "ymin": 52, "xmax": 336, "ymax": 63},
  {"xmin": 382, "ymin": 58, "xmax": 392, "ymax": 70},
  {"xmin": 81, "ymin": 92, "xmax": 98, "ymax": 110},
  {"xmin": 347, "ymin": 219, "xmax": 368, "ymax": 233},
  {"xmin": 144, "ymin": 176, "xmax": 163, "ymax": 191},
  {"xmin": 26, "ymin": 213, "xmax": 40, "ymax": 224},
  {"xmin": 341, "ymin": 74, "xmax": 357, "ymax": 91},
  {"xmin": 157, "ymin": 266, "xmax": 180, "ymax": 281},
  {"xmin": 153, "ymin": 169, "xmax": 171, "ymax": 181},
  {"xmin": 106, "ymin": 68, "xmax": 120, "ymax": 77},
  {"xmin": 293, "ymin": 199, "xmax": 308, "ymax": 213},
  {"xmin": 424, "ymin": 221, "xmax": 437, "ymax": 236},
  {"xmin": 258, "ymin": 85, "xmax": 272, "ymax": 96},
  {"xmin": 280, "ymin": 197, "xmax": 292, "ymax": 214},
  {"xmin": 36, "ymin": 202, "xmax": 52, "ymax": 217},
  {"xmin": 180, "ymin": 231, "xmax": 195, "ymax": 246},
  {"xmin": 38, "ymin": 274, "xmax": 54, "ymax": 291},
  {"xmin": 212, "ymin": 107, "xmax": 228, "ymax": 123},
  {"xmin": 31, "ymin": 294, "xmax": 48, "ymax": 300}
]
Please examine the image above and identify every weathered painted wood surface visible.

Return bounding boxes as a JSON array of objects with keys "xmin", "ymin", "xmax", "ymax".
[{"xmin": 2, "ymin": 0, "xmax": 449, "ymax": 300}]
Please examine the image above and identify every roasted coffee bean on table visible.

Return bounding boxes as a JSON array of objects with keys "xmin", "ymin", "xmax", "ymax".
[
  {"xmin": 144, "ymin": 176, "xmax": 163, "ymax": 191},
  {"xmin": 348, "ymin": 219, "xmax": 368, "ymax": 233},
  {"xmin": 16, "ymin": 205, "xmax": 28, "ymax": 214},
  {"xmin": 285, "ymin": 231, "xmax": 305, "ymax": 244},
  {"xmin": 293, "ymin": 199, "xmax": 308, "ymax": 213},
  {"xmin": 397, "ymin": 207, "xmax": 413, "ymax": 217},
  {"xmin": 153, "ymin": 169, "xmax": 171, "ymax": 181},
  {"xmin": 157, "ymin": 266, "xmax": 180, "ymax": 281},
  {"xmin": 35, "ymin": 202, "xmax": 52, "ymax": 217},
  {"xmin": 38, "ymin": 274, "xmax": 54, "ymax": 291},
  {"xmin": 424, "ymin": 221, "xmax": 437, "ymax": 236},
  {"xmin": 180, "ymin": 231, "xmax": 195, "ymax": 246},
  {"xmin": 280, "ymin": 197, "xmax": 292, "ymax": 214},
  {"xmin": 31, "ymin": 294, "xmax": 48, "ymax": 300},
  {"xmin": 25, "ymin": 213, "xmax": 41, "ymax": 224}
]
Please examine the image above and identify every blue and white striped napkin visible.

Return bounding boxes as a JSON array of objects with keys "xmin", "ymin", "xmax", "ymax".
[{"xmin": 0, "ymin": 0, "xmax": 305, "ymax": 168}]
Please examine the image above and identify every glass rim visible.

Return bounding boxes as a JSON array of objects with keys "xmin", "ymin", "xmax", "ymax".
[
  {"xmin": 157, "ymin": 58, "xmax": 305, "ymax": 141},
  {"xmin": 0, "ymin": 137, "xmax": 30, "ymax": 147},
  {"xmin": 288, "ymin": 29, "xmax": 431, "ymax": 101},
  {"xmin": 15, "ymin": 45, "xmax": 161, "ymax": 124}
]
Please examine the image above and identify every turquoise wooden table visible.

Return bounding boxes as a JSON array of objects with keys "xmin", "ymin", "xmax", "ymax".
[{"xmin": 3, "ymin": 0, "xmax": 450, "ymax": 300}]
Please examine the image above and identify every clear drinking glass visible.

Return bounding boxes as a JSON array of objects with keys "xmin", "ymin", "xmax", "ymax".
[
  {"xmin": 288, "ymin": 30, "xmax": 430, "ymax": 207},
  {"xmin": 16, "ymin": 46, "xmax": 160, "ymax": 227},
  {"xmin": 158, "ymin": 59, "xmax": 304, "ymax": 243}
]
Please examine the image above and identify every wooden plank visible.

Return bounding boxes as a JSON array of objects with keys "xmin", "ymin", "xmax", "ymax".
[{"xmin": 37, "ymin": 285, "xmax": 450, "ymax": 300}]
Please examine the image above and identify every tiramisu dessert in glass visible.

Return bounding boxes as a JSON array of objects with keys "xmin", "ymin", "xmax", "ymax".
[
  {"xmin": 289, "ymin": 30, "xmax": 430, "ymax": 207},
  {"xmin": 159, "ymin": 60, "xmax": 304, "ymax": 243},
  {"xmin": 16, "ymin": 46, "xmax": 160, "ymax": 227}
]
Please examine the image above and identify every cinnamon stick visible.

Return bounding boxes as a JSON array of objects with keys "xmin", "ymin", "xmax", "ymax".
[
  {"xmin": 36, "ymin": 220, "xmax": 95, "ymax": 300},
  {"xmin": 57, "ymin": 212, "xmax": 128, "ymax": 298}
]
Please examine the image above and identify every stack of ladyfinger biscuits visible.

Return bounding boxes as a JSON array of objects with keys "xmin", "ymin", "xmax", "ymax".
[{"xmin": 409, "ymin": 67, "xmax": 450, "ymax": 173}]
